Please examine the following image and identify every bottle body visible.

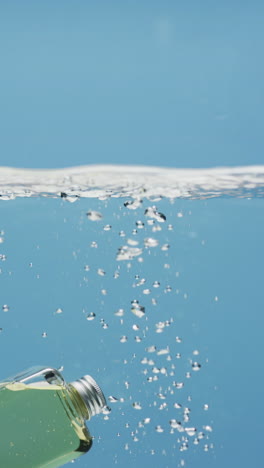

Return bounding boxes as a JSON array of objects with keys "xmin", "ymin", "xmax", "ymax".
[{"xmin": 0, "ymin": 367, "xmax": 105, "ymax": 468}]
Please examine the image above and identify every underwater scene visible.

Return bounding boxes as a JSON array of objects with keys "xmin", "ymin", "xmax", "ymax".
[{"xmin": 0, "ymin": 165, "xmax": 263, "ymax": 468}]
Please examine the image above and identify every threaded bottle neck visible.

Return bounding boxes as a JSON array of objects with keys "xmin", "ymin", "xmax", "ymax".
[{"xmin": 70, "ymin": 375, "xmax": 107, "ymax": 419}]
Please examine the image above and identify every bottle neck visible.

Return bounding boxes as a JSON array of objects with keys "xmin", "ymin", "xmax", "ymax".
[{"xmin": 70, "ymin": 375, "xmax": 107, "ymax": 420}]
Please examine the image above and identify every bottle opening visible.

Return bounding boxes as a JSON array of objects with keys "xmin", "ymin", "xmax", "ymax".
[{"xmin": 70, "ymin": 375, "xmax": 107, "ymax": 419}]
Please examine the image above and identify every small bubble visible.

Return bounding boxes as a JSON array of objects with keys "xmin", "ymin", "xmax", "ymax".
[
  {"xmin": 153, "ymin": 281, "xmax": 160, "ymax": 288},
  {"xmin": 124, "ymin": 199, "xmax": 142, "ymax": 210},
  {"xmin": 144, "ymin": 207, "xmax": 166, "ymax": 223},
  {"xmin": 173, "ymin": 403, "xmax": 182, "ymax": 409},
  {"xmin": 87, "ymin": 211, "xmax": 103, "ymax": 221},
  {"xmin": 214, "ymin": 296, "xmax": 219, "ymax": 302},
  {"xmin": 127, "ymin": 238, "xmax": 139, "ymax": 246},
  {"xmin": 173, "ymin": 382, "xmax": 184, "ymax": 389},
  {"xmin": 90, "ymin": 241, "xmax": 98, "ymax": 248},
  {"xmin": 143, "ymin": 288, "xmax": 151, "ymax": 295},
  {"xmin": 119, "ymin": 230, "xmax": 126, "ymax": 237},
  {"xmin": 168, "ymin": 224, "xmax": 173, "ymax": 231},
  {"xmin": 185, "ymin": 427, "xmax": 197, "ymax": 437},
  {"xmin": 113, "ymin": 271, "xmax": 120, "ymax": 279},
  {"xmin": 177, "ymin": 212, "xmax": 183, "ymax": 218},
  {"xmin": 175, "ymin": 336, "xmax": 182, "ymax": 343},
  {"xmin": 136, "ymin": 220, "xmax": 144, "ymax": 229},
  {"xmin": 192, "ymin": 362, "xmax": 201, "ymax": 371},
  {"xmin": 135, "ymin": 336, "xmax": 142, "ymax": 342},
  {"xmin": 157, "ymin": 347, "xmax": 170, "ymax": 355},
  {"xmin": 108, "ymin": 396, "xmax": 119, "ymax": 403},
  {"xmin": 193, "ymin": 350, "xmax": 199, "ymax": 355},
  {"xmin": 132, "ymin": 402, "xmax": 142, "ymax": 410},
  {"xmin": 161, "ymin": 244, "xmax": 170, "ymax": 251},
  {"xmin": 146, "ymin": 345, "xmax": 156, "ymax": 353},
  {"xmin": 132, "ymin": 324, "xmax": 140, "ymax": 330},
  {"xmin": 115, "ymin": 309, "xmax": 125, "ymax": 317},
  {"xmin": 42, "ymin": 332, "xmax": 47, "ymax": 338},
  {"xmin": 55, "ymin": 308, "xmax": 63, "ymax": 314},
  {"xmin": 203, "ymin": 425, "xmax": 213, "ymax": 432},
  {"xmin": 97, "ymin": 268, "xmax": 106, "ymax": 276},
  {"xmin": 120, "ymin": 336, "xmax": 128, "ymax": 343},
  {"xmin": 169, "ymin": 419, "xmax": 182, "ymax": 430},
  {"xmin": 203, "ymin": 404, "xmax": 209, "ymax": 411},
  {"xmin": 131, "ymin": 301, "xmax": 145, "ymax": 318},
  {"xmin": 116, "ymin": 246, "xmax": 143, "ymax": 261},
  {"xmin": 103, "ymin": 224, "xmax": 112, "ymax": 231},
  {"xmin": 144, "ymin": 237, "xmax": 159, "ymax": 248},
  {"xmin": 152, "ymin": 225, "xmax": 162, "ymax": 232},
  {"xmin": 2, "ymin": 305, "xmax": 9, "ymax": 312},
  {"xmin": 84, "ymin": 265, "xmax": 90, "ymax": 271},
  {"xmin": 155, "ymin": 425, "xmax": 164, "ymax": 433},
  {"xmin": 86, "ymin": 312, "xmax": 96, "ymax": 321},
  {"xmin": 143, "ymin": 417, "xmax": 151, "ymax": 424}
]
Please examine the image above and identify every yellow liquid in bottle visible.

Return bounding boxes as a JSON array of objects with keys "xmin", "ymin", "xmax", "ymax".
[{"xmin": 0, "ymin": 382, "xmax": 92, "ymax": 468}]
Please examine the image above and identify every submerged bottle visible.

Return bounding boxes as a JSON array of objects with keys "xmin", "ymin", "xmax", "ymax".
[{"xmin": 0, "ymin": 366, "xmax": 107, "ymax": 468}]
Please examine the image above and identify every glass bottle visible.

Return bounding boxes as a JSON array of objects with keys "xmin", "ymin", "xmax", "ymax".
[{"xmin": 0, "ymin": 366, "xmax": 108, "ymax": 468}]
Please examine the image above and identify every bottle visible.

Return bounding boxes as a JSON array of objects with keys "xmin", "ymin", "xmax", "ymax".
[{"xmin": 0, "ymin": 365, "xmax": 108, "ymax": 468}]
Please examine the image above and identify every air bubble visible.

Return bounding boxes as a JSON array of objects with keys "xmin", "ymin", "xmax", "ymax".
[
  {"xmin": 124, "ymin": 199, "xmax": 142, "ymax": 210},
  {"xmin": 157, "ymin": 347, "xmax": 170, "ymax": 355},
  {"xmin": 86, "ymin": 312, "xmax": 96, "ymax": 321},
  {"xmin": 136, "ymin": 220, "xmax": 144, "ymax": 229},
  {"xmin": 108, "ymin": 396, "xmax": 119, "ymax": 403},
  {"xmin": 2, "ymin": 305, "xmax": 9, "ymax": 312},
  {"xmin": 55, "ymin": 308, "xmax": 63, "ymax": 314},
  {"xmin": 192, "ymin": 362, "xmax": 201, "ymax": 371},
  {"xmin": 143, "ymin": 289, "xmax": 151, "ymax": 295},
  {"xmin": 161, "ymin": 244, "xmax": 170, "ymax": 251},
  {"xmin": 145, "ymin": 207, "xmax": 166, "ymax": 223},
  {"xmin": 203, "ymin": 425, "xmax": 213, "ymax": 432},
  {"xmin": 173, "ymin": 382, "xmax": 184, "ymax": 389},
  {"xmin": 155, "ymin": 425, "xmax": 164, "ymax": 433},
  {"xmin": 97, "ymin": 268, "xmax": 106, "ymax": 276},
  {"xmin": 132, "ymin": 402, "xmax": 142, "ymax": 410},
  {"xmin": 127, "ymin": 238, "xmax": 138, "ymax": 246},
  {"xmin": 144, "ymin": 238, "xmax": 159, "ymax": 248},
  {"xmin": 87, "ymin": 211, "xmax": 103, "ymax": 221},
  {"xmin": 120, "ymin": 336, "xmax": 128, "ymax": 343},
  {"xmin": 153, "ymin": 281, "xmax": 160, "ymax": 288},
  {"xmin": 103, "ymin": 224, "xmax": 112, "ymax": 231},
  {"xmin": 131, "ymin": 301, "xmax": 145, "ymax": 318},
  {"xmin": 116, "ymin": 246, "xmax": 143, "ymax": 261},
  {"xmin": 42, "ymin": 332, "xmax": 47, "ymax": 338},
  {"xmin": 185, "ymin": 427, "xmax": 196, "ymax": 437},
  {"xmin": 90, "ymin": 241, "xmax": 98, "ymax": 248},
  {"xmin": 115, "ymin": 309, "xmax": 125, "ymax": 317}
]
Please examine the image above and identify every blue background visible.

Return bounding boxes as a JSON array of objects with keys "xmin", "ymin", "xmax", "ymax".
[{"xmin": 0, "ymin": 0, "xmax": 264, "ymax": 169}]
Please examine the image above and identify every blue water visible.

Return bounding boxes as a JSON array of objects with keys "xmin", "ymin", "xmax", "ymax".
[{"xmin": 0, "ymin": 194, "xmax": 263, "ymax": 467}]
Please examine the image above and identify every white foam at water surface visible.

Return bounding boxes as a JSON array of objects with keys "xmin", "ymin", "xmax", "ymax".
[{"xmin": 0, "ymin": 165, "xmax": 264, "ymax": 200}]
